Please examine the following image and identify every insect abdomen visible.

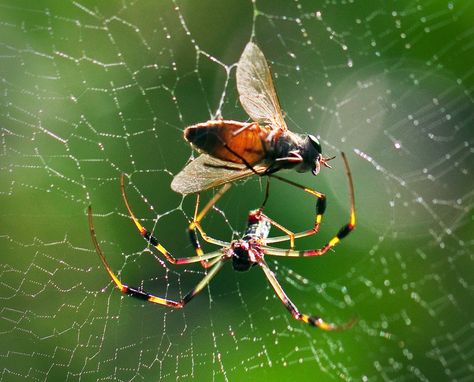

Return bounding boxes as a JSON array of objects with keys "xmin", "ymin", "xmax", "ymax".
[
  {"xmin": 184, "ymin": 120, "xmax": 267, "ymax": 164},
  {"xmin": 185, "ymin": 122, "xmax": 222, "ymax": 155}
]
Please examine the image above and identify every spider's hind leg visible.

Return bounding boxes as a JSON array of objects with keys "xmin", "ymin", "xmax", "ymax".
[
  {"xmin": 258, "ymin": 258, "xmax": 355, "ymax": 331},
  {"xmin": 88, "ymin": 205, "xmax": 226, "ymax": 308}
]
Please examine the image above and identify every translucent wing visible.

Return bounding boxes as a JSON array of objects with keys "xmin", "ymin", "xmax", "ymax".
[
  {"xmin": 236, "ymin": 42, "xmax": 288, "ymax": 131},
  {"xmin": 171, "ymin": 154, "xmax": 267, "ymax": 194}
]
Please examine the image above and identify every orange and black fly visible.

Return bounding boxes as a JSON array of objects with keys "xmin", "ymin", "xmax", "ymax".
[{"xmin": 171, "ymin": 42, "xmax": 334, "ymax": 195}]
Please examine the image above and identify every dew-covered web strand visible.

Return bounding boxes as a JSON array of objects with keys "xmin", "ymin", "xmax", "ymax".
[{"xmin": 0, "ymin": 1, "xmax": 473, "ymax": 382}]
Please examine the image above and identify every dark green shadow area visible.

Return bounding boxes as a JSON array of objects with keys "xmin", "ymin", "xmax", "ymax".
[{"xmin": 1, "ymin": 1, "xmax": 473, "ymax": 381}]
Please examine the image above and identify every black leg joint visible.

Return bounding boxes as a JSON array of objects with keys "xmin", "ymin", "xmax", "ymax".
[
  {"xmin": 316, "ymin": 196, "xmax": 326, "ymax": 215},
  {"xmin": 126, "ymin": 286, "xmax": 151, "ymax": 301},
  {"xmin": 308, "ymin": 315, "xmax": 320, "ymax": 327},
  {"xmin": 188, "ymin": 228, "xmax": 200, "ymax": 249},
  {"xmin": 181, "ymin": 292, "xmax": 194, "ymax": 304},
  {"xmin": 143, "ymin": 231, "xmax": 159, "ymax": 247},
  {"xmin": 337, "ymin": 224, "xmax": 353, "ymax": 240}
]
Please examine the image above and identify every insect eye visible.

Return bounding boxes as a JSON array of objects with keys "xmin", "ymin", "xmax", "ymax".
[{"xmin": 308, "ymin": 134, "xmax": 322, "ymax": 154}]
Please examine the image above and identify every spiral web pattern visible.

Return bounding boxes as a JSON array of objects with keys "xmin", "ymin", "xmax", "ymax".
[{"xmin": 1, "ymin": 1, "xmax": 473, "ymax": 381}]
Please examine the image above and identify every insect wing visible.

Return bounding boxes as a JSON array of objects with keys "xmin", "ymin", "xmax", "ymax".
[
  {"xmin": 171, "ymin": 154, "xmax": 266, "ymax": 194},
  {"xmin": 236, "ymin": 42, "xmax": 288, "ymax": 131}
]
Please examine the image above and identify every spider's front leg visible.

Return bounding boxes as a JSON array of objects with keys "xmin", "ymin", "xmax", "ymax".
[
  {"xmin": 120, "ymin": 174, "xmax": 228, "ymax": 266},
  {"xmin": 187, "ymin": 183, "xmax": 231, "ymax": 268},
  {"xmin": 264, "ymin": 152, "xmax": 355, "ymax": 256},
  {"xmin": 265, "ymin": 173, "xmax": 327, "ymax": 246}
]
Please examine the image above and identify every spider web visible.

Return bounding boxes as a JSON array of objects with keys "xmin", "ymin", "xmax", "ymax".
[{"xmin": 1, "ymin": 1, "xmax": 473, "ymax": 381}]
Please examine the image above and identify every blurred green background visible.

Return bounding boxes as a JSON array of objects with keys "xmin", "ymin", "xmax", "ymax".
[{"xmin": 1, "ymin": 1, "xmax": 473, "ymax": 381}]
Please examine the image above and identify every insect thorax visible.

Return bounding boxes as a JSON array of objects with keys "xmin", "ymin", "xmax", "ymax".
[{"xmin": 268, "ymin": 132, "xmax": 318, "ymax": 173}]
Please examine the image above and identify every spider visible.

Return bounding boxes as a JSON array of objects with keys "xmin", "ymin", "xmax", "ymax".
[{"xmin": 88, "ymin": 152, "xmax": 356, "ymax": 331}]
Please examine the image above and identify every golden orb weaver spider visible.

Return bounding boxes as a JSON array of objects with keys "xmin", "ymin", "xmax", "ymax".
[{"xmin": 88, "ymin": 152, "xmax": 356, "ymax": 331}]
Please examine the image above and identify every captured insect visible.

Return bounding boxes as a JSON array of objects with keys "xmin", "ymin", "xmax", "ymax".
[
  {"xmin": 87, "ymin": 153, "xmax": 356, "ymax": 330},
  {"xmin": 171, "ymin": 42, "xmax": 335, "ymax": 195}
]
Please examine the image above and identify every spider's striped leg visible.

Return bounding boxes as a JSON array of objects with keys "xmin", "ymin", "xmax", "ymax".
[
  {"xmin": 265, "ymin": 152, "xmax": 356, "ymax": 249},
  {"xmin": 259, "ymin": 258, "xmax": 355, "ymax": 331},
  {"xmin": 188, "ymin": 183, "xmax": 231, "ymax": 268},
  {"xmin": 262, "ymin": 203, "xmax": 355, "ymax": 257},
  {"xmin": 120, "ymin": 175, "xmax": 227, "ymax": 265},
  {"xmin": 255, "ymin": 210, "xmax": 298, "ymax": 249},
  {"xmin": 216, "ymin": 143, "xmax": 326, "ymax": 249},
  {"xmin": 261, "ymin": 213, "xmax": 354, "ymax": 258},
  {"xmin": 261, "ymin": 196, "xmax": 355, "ymax": 258},
  {"xmin": 88, "ymin": 206, "xmax": 225, "ymax": 308},
  {"xmin": 265, "ymin": 173, "xmax": 327, "ymax": 246}
]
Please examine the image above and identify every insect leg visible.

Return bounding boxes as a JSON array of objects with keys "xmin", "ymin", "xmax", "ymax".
[
  {"xmin": 262, "ymin": 186, "xmax": 354, "ymax": 257},
  {"xmin": 231, "ymin": 121, "xmax": 259, "ymax": 137},
  {"xmin": 261, "ymin": 216, "xmax": 353, "ymax": 257},
  {"xmin": 188, "ymin": 183, "xmax": 232, "ymax": 268},
  {"xmin": 88, "ymin": 206, "xmax": 225, "ymax": 308},
  {"xmin": 255, "ymin": 210, "xmax": 297, "ymax": 249},
  {"xmin": 260, "ymin": 177, "xmax": 271, "ymax": 209},
  {"xmin": 266, "ymin": 152, "xmax": 355, "ymax": 245},
  {"xmin": 258, "ymin": 259, "xmax": 355, "ymax": 330},
  {"xmin": 120, "ymin": 175, "xmax": 228, "ymax": 265}
]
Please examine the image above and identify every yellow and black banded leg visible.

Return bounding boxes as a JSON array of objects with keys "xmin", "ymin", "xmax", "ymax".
[
  {"xmin": 222, "ymin": 142, "xmax": 331, "ymax": 248},
  {"xmin": 212, "ymin": 142, "xmax": 349, "ymax": 252},
  {"xmin": 259, "ymin": 259, "xmax": 354, "ymax": 331},
  {"xmin": 88, "ymin": 206, "xmax": 226, "ymax": 308},
  {"xmin": 188, "ymin": 184, "xmax": 231, "ymax": 268},
  {"xmin": 264, "ymin": 152, "xmax": 355, "ymax": 252},
  {"xmin": 120, "ymin": 174, "xmax": 229, "ymax": 266},
  {"xmin": 263, "ymin": 215, "xmax": 355, "ymax": 258},
  {"xmin": 256, "ymin": 210, "xmax": 298, "ymax": 249},
  {"xmin": 265, "ymin": 173, "xmax": 327, "ymax": 245},
  {"xmin": 217, "ymin": 140, "xmax": 327, "ymax": 249},
  {"xmin": 261, "ymin": 200, "xmax": 355, "ymax": 258}
]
